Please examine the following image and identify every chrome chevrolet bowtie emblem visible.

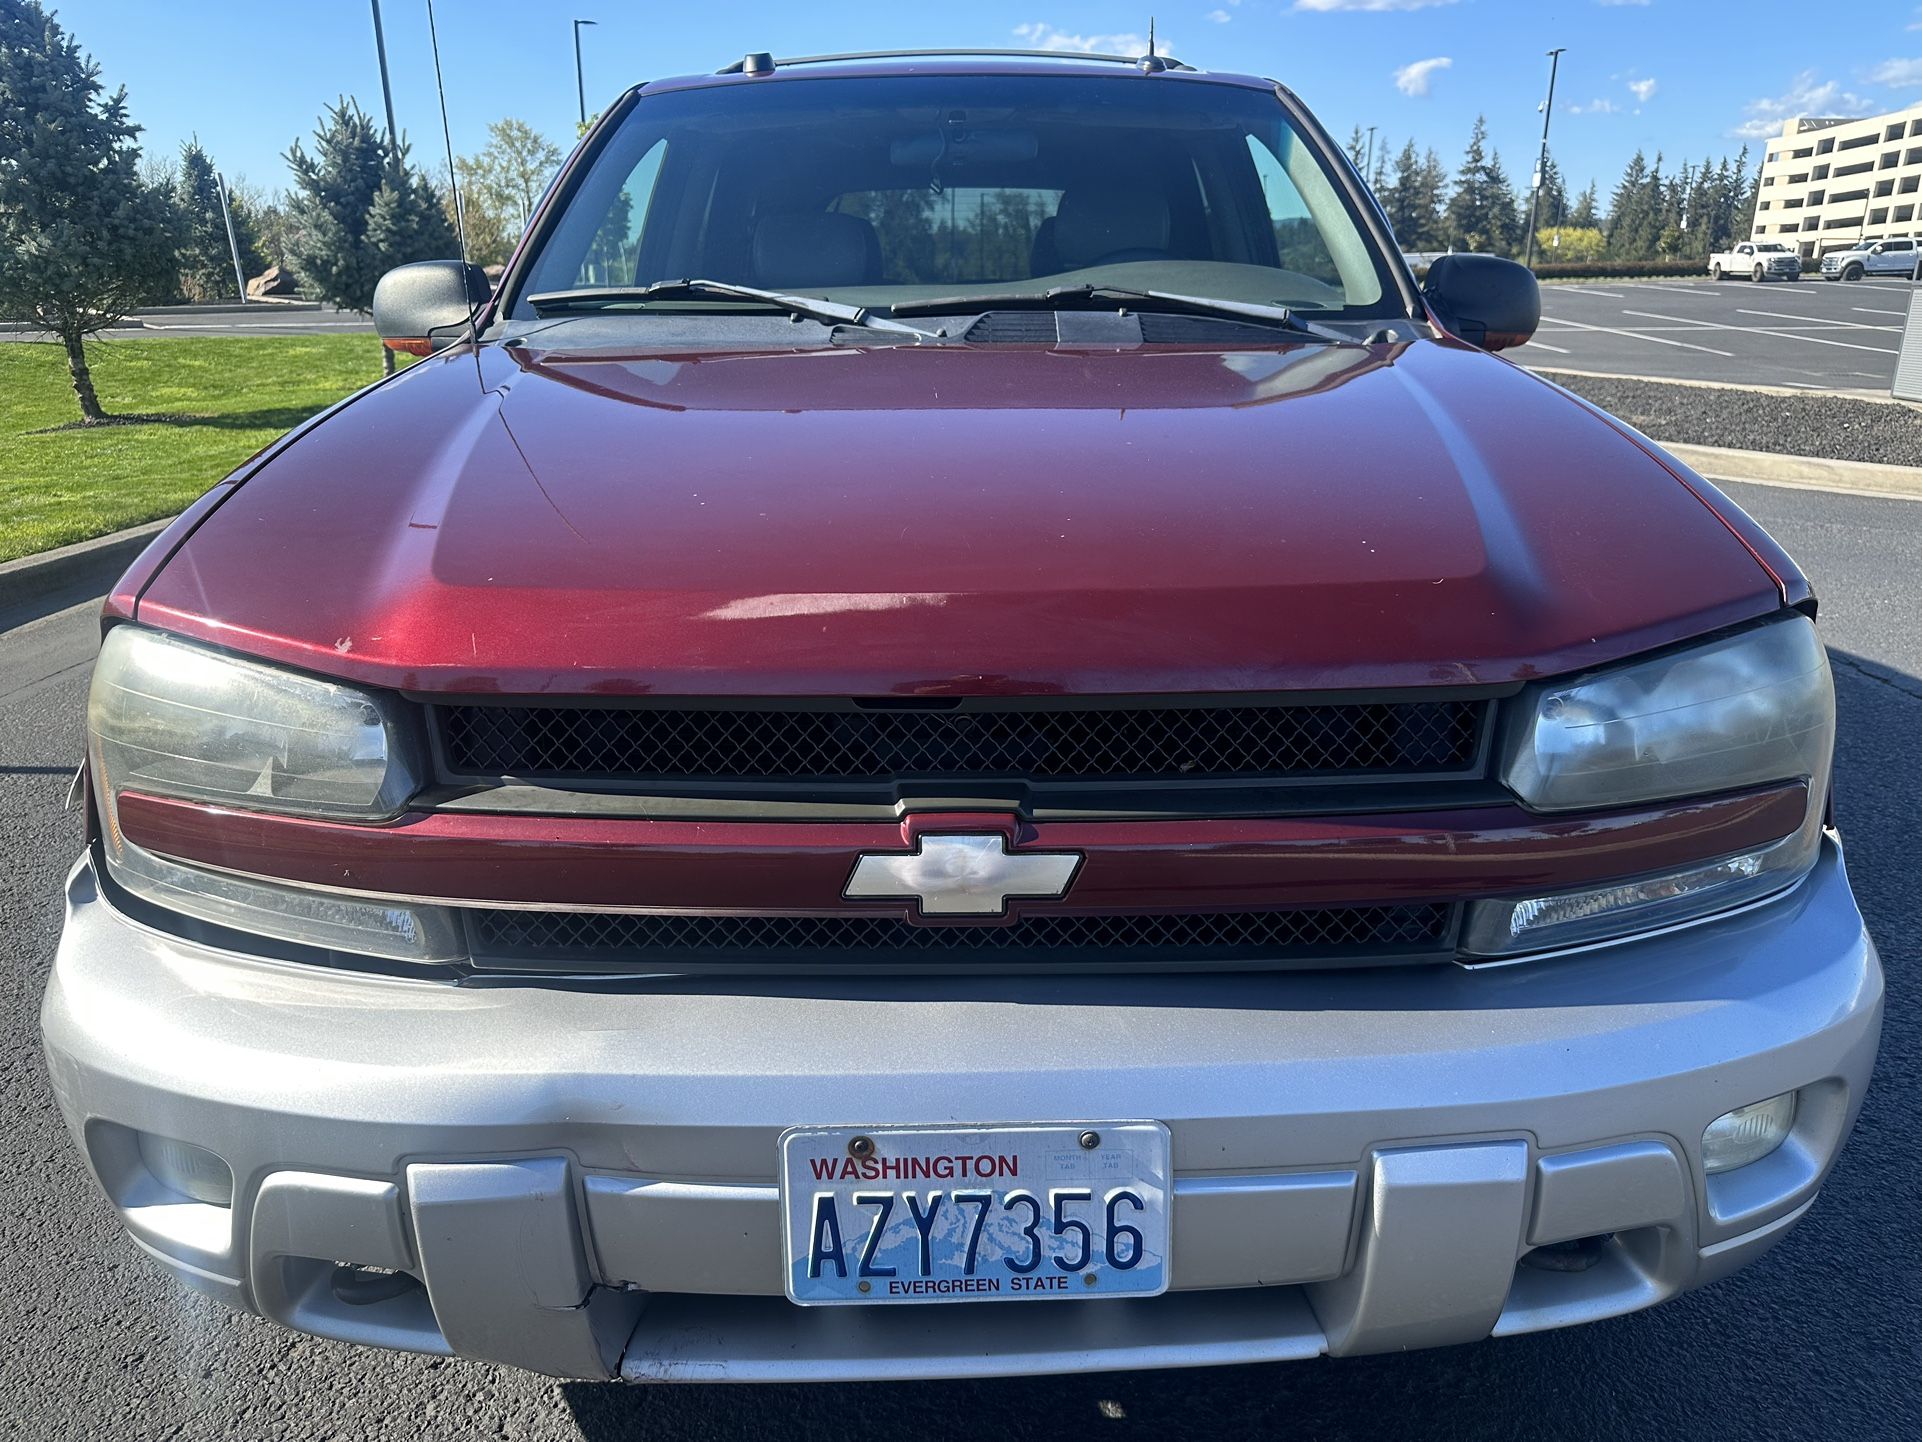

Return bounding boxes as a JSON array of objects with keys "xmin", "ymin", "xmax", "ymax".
[{"xmin": 845, "ymin": 833, "xmax": 1082, "ymax": 916}]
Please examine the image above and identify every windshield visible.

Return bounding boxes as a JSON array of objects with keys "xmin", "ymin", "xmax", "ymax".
[
  {"xmin": 511, "ymin": 74, "xmax": 1400, "ymax": 322},
  {"xmin": 1754, "ymin": 243, "xmax": 1790, "ymax": 252}
]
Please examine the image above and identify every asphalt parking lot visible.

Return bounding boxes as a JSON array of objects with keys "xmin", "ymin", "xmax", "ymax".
[
  {"xmin": 0, "ymin": 478, "xmax": 1916, "ymax": 1442},
  {"xmin": 0, "ymin": 304, "xmax": 373, "ymax": 343},
  {"xmin": 1515, "ymin": 275, "xmax": 1917, "ymax": 391}
]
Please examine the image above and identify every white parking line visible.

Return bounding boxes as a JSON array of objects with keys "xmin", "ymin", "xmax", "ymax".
[
  {"xmin": 1520, "ymin": 339, "xmax": 1571, "ymax": 354},
  {"xmin": 1551, "ymin": 289, "xmax": 1626, "ymax": 299},
  {"xmin": 1540, "ymin": 313, "xmax": 1733, "ymax": 356},
  {"xmin": 1621, "ymin": 309, "xmax": 1897, "ymax": 355},
  {"xmin": 1624, "ymin": 284, "xmax": 1711, "ymax": 296},
  {"xmin": 1736, "ymin": 308, "xmax": 1898, "ymax": 331},
  {"xmin": 1853, "ymin": 306, "xmax": 1906, "ymax": 317}
]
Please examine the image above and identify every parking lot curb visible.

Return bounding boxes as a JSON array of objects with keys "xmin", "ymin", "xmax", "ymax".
[
  {"xmin": 0, "ymin": 519, "xmax": 171, "ymax": 616},
  {"xmin": 1658, "ymin": 442, "xmax": 1922, "ymax": 500},
  {"xmin": 1532, "ymin": 367, "xmax": 1912, "ymax": 407}
]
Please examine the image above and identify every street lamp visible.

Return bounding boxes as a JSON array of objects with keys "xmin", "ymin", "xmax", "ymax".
[
  {"xmin": 1523, "ymin": 47, "xmax": 1566, "ymax": 271},
  {"xmin": 573, "ymin": 18, "xmax": 598, "ymax": 127},
  {"xmin": 1365, "ymin": 125, "xmax": 1377, "ymax": 183}
]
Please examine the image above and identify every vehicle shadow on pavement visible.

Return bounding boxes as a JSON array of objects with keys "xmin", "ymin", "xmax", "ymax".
[{"xmin": 557, "ymin": 650, "xmax": 1920, "ymax": 1442}]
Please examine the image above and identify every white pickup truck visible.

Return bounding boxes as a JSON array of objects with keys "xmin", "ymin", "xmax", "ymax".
[{"xmin": 1709, "ymin": 241, "xmax": 1801, "ymax": 282}]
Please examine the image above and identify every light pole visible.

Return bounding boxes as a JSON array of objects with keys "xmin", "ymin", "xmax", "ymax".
[
  {"xmin": 573, "ymin": 18, "xmax": 598, "ymax": 127},
  {"xmin": 1523, "ymin": 47, "xmax": 1566, "ymax": 271},
  {"xmin": 1365, "ymin": 125, "xmax": 1377, "ymax": 184},
  {"xmin": 368, "ymin": 0, "xmax": 399, "ymax": 146},
  {"xmin": 213, "ymin": 168, "xmax": 247, "ymax": 303}
]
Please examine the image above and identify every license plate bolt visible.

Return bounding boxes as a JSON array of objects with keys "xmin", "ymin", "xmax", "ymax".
[
  {"xmin": 848, "ymin": 1134, "xmax": 876, "ymax": 1160},
  {"xmin": 1079, "ymin": 1130, "xmax": 1101, "ymax": 1150}
]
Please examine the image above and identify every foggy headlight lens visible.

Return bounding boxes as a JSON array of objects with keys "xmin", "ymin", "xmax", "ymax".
[
  {"xmin": 88, "ymin": 625, "xmax": 418, "ymax": 828},
  {"xmin": 1500, "ymin": 616, "xmax": 1833, "ymax": 813},
  {"xmin": 1702, "ymin": 1093, "xmax": 1797, "ymax": 1174}
]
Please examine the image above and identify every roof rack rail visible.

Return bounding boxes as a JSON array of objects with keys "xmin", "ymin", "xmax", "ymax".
[{"xmin": 717, "ymin": 48, "xmax": 1196, "ymax": 77}]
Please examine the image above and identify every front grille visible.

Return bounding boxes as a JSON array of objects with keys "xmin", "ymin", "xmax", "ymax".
[
  {"xmin": 438, "ymin": 699, "xmax": 1485, "ymax": 786},
  {"xmin": 464, "ymin": 902, "xmax": 1455, "ymax": 973}
]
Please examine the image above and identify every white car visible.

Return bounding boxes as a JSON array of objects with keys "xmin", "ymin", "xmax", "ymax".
[{"xmin": 1710, "ymin": 242, "xmax": 1801, "ymax": 282}]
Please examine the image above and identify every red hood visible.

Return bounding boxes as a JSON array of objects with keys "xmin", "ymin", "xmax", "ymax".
[{"xmin": 136, "ymin": 337, "xmax": 1782, "ymax": 696}]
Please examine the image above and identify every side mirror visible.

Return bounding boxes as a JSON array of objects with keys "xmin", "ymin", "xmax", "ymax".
[
  {"xmin": 1422, "ymin": 254, "xmax": 1540, "ymax": 352},
  {"xmin": 373, "ymin": 260, "xmax": 492, "ymax": 355}
]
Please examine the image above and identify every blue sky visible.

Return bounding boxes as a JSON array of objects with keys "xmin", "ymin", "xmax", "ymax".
[{"xmin": 50, "ymin": 0, "xmax": 1922, "ymax": 202}]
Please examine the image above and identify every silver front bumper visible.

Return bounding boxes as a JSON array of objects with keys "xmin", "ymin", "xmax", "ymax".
[{"xmin": 40, "ymin": 842, "xmax": 1882, "ymax": 1381}]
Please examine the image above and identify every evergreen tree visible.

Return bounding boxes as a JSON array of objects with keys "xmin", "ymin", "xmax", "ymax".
[
  {"xmin": 172, "ymin": 138, "xmax": 262, "ymax": 301},
  {"xmin": 1606, "ymin": 150, "xmax": 1661, "ymax": 259},
  {"xmin": 1567, "ymin": 182, "xmax": 1600, "ymax": 231},
  {"xmin": 1730, "ymin": 145, "xmax": 1760, "ymax": 239},
  {"xmin": 1443, "ymin": 117, "xmax": 1521, "ymax": 256},
  {"xmin": 285, "ymin": 98, "xmax": 457, "ymax": 373},
  {"xmin": 1534, "ymin": 153, "xmax": 1569, "ymax": 230},
  {"xmin": 0, "ymin": 0, "xmax": 177, "ymax": 421},
  {"xmin": 1484, "ymin": 147, "xmax": 1523, "ymax": 256},
  {"xmin": 1344, "ymin": 125, "xmax": 1366, "ymax": 169},
  {"xmin": 1383, "ymin": 140, "xmax": 1431, "ymax": 249}
]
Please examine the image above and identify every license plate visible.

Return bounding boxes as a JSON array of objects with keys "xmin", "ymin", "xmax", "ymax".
[{"xmin": 779, "ymin": 1121, "xmax": 1171, "ymax": 1306}]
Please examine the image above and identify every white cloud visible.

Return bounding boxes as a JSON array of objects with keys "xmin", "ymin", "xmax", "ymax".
[
  {"xmin": 1208, "ymin": 8, "xmax": 1232, "ymax": 21},
  {"xmin": 1393, "ymin": 56, "xmax": 1452, "ymax": 97},
  {"xmin": 1627, "ymin": 76, "xmax": 1658, "ymax": 103},
  {"xmin": 1012, "ymin": 22, "xmax": 1162, "ymax": 54},
  {"xmin": 1732, "ymin": 70, "xmax": 1874, "ymax": 138},
  {"xmin": 1867, "ymin": 57, "xmax": 1922, "ymax": 87},
  {"xmin": 1294, "ymin": 0, "xmax": 1457, "ymax": 12},
  {"xmin": 1567, "ymin": 98, "xmax": 1619, "ymax": 115}
]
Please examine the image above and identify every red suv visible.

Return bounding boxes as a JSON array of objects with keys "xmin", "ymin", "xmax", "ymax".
[{"xmin": 43, "ymin": 50, "xmax": 1880, "ymax": 1382}]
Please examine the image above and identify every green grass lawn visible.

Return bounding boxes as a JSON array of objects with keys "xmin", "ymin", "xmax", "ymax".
[{"xmin": 0, "ymin": 335, "xmax": 396, "ymax": 564}]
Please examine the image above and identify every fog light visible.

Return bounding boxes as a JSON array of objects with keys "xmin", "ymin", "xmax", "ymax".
[
  {"xmin": 136, "ymin": 1132, "xmax": 233, "ymax": 1207},
  {"xmin": 1702, "ymin": 1092, "xmax": 1797, "ymax": 1174}
]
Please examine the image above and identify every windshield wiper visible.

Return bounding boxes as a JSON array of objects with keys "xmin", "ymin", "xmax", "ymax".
[
  {"xmin": 889, "ymin": 284, "xmax": 1351, "ymax": 341},
  {"xmin": 526, "ymin": 279, "xmax": 926, "ymax": 334}
]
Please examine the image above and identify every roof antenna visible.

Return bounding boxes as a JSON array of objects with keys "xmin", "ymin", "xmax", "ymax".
[
  {"xmin": 425, "ymin": 0, "xmax": 485, "ymax": 387},
  {"xmin": 1139, "ymin": 17, "xmax": 1166, "ymax": 71}
]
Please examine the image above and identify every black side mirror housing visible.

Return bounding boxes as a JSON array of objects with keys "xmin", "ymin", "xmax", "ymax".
[
  {"xmin": 1422, "ymin": 253, "xmax": 1541, "ymax": 352},
  {"xmin": 372, "ymin": 260, "xmax": 493, "ymax": 355}
]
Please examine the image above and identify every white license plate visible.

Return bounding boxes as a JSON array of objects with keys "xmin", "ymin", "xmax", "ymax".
[{"xmin": 779, "ymin": 1121, "xmax": 1171, "ymax": 1306}]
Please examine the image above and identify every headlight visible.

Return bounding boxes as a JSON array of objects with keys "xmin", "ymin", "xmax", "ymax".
[
  {"xmin": 1466, "ymin": 615, "xmax": 1833, "ymax": 959},
  {"xmin": 1499, "ymin": 615, "xmax": 1833, "ymax": 813},
  {"xmin": 87, "ymin": 627, "xmax": 456, "ymax": 966},
  {"xmin": 89, "ymin": 626, "xmax": 420, "ymax": 828}
]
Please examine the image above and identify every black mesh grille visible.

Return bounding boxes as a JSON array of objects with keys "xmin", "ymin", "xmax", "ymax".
[
  {"xmin": 465, "ymin": 903, "xmax": 1453, "ymax": 972},
  {"xmin": 438, "ymin": 700, "xmax": 1484, "ymax": 785}
]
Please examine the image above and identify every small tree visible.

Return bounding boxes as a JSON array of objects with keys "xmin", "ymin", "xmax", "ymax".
[
  {"xmin": 285, "ymin": 98, "xmax": 457, "ymax": 372},
  {"xmin": 0, "ymin": 0, "xmax": 177, "ymax": 421},
  {"xmin": 172, "ymin": 138, "xmax": 262, "ymax": 302}
]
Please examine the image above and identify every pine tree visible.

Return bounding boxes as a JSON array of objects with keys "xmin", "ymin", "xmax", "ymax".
[
  {"xmin": 1535, "ymin": 154, "xmax": 1569, "ymax": 230},
  {"xmin": 1345, "ymin": 125, "xmax": 1366, "ymax": 169},
  {"xmin": 1443, "ymin": 117, "xmax": 1521, "ymax": 256},
  {"xmin": 1606, "ymin": 150, "xmax": 1661, "ymax": 260},
  {"xmin": 1568, "ymin": 182, "xmax": 1600, "ymax": 231},
  {"xmin": 1383, "ymin": 140, "xmax": 1430, "ymax": 250},
  {"xmin": 172, "ymin": 138, "xmax": 262, "ymax": 302},
  {"xmin": 0, "ymin": 0, "xmax": 177, "ymax": 421},
  {"xmin": 1484, "ymin": 147, "xmax": 1523, "ymax": 257},
  {"xmin": 285, "ymin": 98, "xmax": 457, "ymax": 373}
]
